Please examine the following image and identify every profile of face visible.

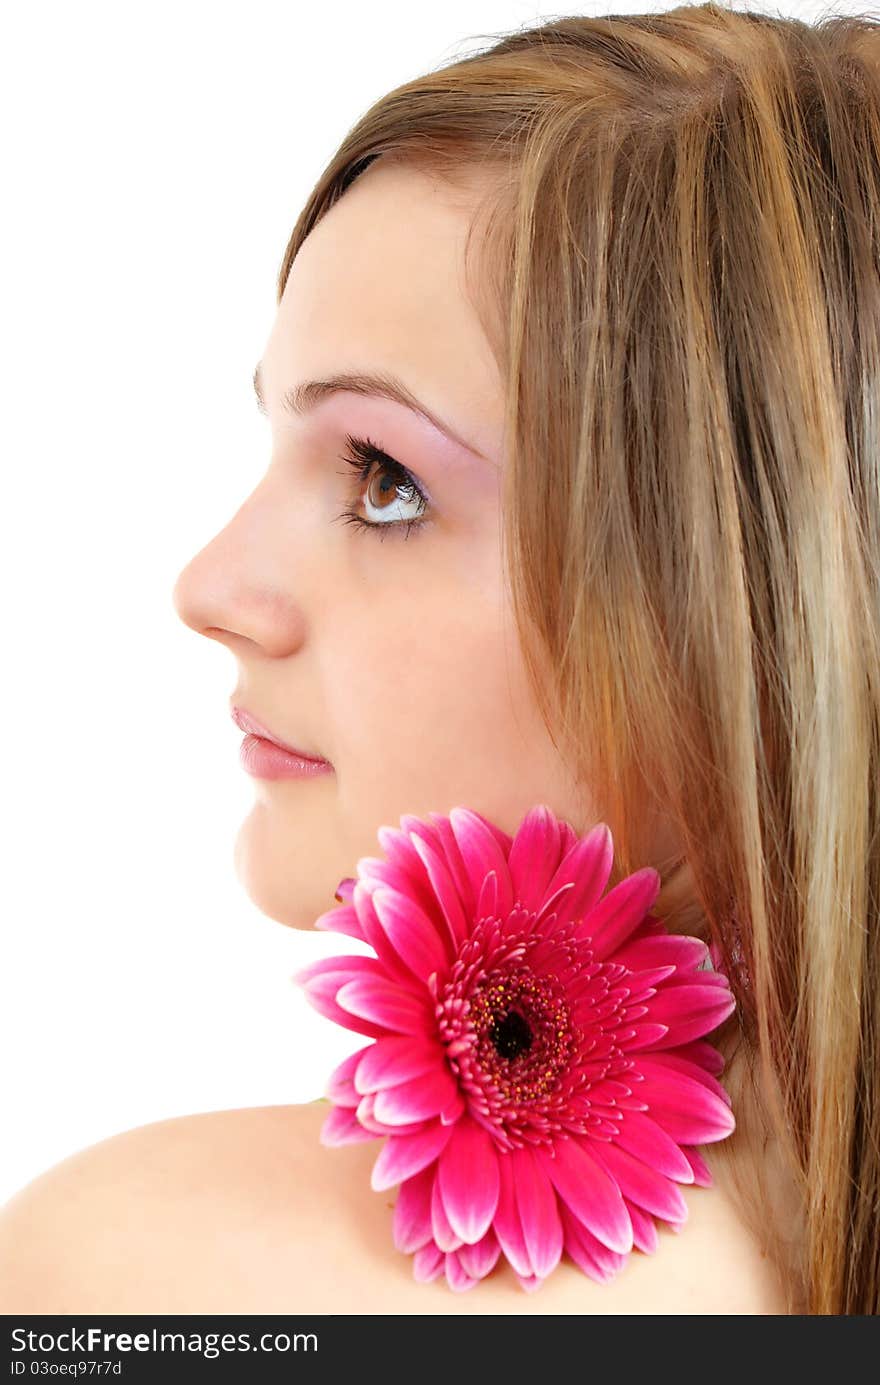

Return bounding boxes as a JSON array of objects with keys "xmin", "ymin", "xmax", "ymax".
[{"xmin": 171, "ymin": 157, "xmax": 608, "ymax": 931}]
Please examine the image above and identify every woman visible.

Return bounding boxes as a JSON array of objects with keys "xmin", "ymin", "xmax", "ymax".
[{"xmin": 2, "ymin": 3, "xmax": 877, "ymax": 1315}]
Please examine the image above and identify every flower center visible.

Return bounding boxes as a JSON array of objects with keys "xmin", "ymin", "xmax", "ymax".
[
  {"xmin": 489, "ymin": 1008, "xmax": 533, "ymax": 1059},
  {"xmin": 465, "ymin": 970, "xmax": 574, "ymax": 1106},
  {"xmin": 433, "ymin": 910, "xmax": 640, "ymax": 1150}
]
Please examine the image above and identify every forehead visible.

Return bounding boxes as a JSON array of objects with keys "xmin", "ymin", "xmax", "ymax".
[{"xmin": 260, "ymin": 159, "xmax": 505, "ymax": 459}]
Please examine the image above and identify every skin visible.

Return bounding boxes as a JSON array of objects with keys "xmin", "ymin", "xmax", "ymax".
[
  {"xmin": 0, "ymin": 1102, "xmax": 792, "ymax": 1314},
  {"xmin": 0, "ymin": 157, "xmax": 796, "ymax": 1314}
]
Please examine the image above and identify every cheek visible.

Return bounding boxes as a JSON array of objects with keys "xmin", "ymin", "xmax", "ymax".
[{"xmin": 324, "ymin": 572, "xmax": 572, "ymax": 837}]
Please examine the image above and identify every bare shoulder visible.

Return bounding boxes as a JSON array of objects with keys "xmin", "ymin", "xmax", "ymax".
[
  {"xmin": 0, "ymin": 1103, "xmax": 329, "ymax": 1314},
  {"xmin": 0, "ymin": 1101, "xmax": 790, "ymax": 1314}
]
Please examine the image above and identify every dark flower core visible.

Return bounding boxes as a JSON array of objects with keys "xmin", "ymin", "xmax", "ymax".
[
  {"xmin": 489, "ymin": 1008, "xmax": 532, "ymax": 1058},
  {"xmin": 433, "ymin": 907, "xmax": 646, "ymax": 1152}
]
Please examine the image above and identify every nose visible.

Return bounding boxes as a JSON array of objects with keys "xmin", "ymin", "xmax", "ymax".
[{"xmin": 171, "ymin": 481, "xmax": 308, "ymax": 656}]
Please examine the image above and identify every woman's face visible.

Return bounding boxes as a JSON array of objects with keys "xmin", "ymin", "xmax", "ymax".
[{"xmin": 172, "ymin": 157, "xmax": 598, "ymax": 931}]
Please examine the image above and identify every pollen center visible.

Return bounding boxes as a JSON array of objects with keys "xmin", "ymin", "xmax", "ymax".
[
  {"xmin": 433, "ymin": 909, "xmax": 641, "ymax": 1151},
  {"xmin": 460, "ymin": 968, "xmax": 575, "ymax": 1112},
  {"xmin": 489, "ymin": 1008, "xmax": 533, "ymax": 1059}
]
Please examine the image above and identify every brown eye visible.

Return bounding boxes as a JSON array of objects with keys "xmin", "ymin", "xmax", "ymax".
[
  {"xmin": 335, "ymin": 433, "xmax": 431, "ymax": 542},
  {"xmin": 362, "ymin": 458, "xmax": 426, "ymax": 522}
]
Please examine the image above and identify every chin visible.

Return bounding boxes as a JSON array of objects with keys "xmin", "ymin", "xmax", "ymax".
[{"xmin": 232, "ymin": 812, "xmax": 332, "ymax": 930}]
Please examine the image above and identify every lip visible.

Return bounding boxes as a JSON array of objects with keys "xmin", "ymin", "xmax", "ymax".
[
  {"xmin": 230, "ymin": 705, "xmax": 331, "ymax": 766},
  {"xmin": 238, "ymin": 734, "xmax": 333, "ymax": 781}
]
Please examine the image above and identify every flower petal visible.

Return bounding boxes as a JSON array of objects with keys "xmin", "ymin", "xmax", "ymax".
[
  {"xmin": 514, "ymin": 1271, "xmax": 546, "ymax": 1292},
  {"xmin": 437, "ymin": 1116, "xmax": 501, "ymax": 1244},
  {"xmin": 445, "ymin": 1254, "xmax": 477, "ymax": 1292},
  {"xmin": 422, "ymin": 813, "xmax": 480, "ymax": 916},
  {"xmin": 506, "ymin": 804, "xmax": 565, "ymax": 912},
  {"xmin": 431, "ymin": 1173, "xmax": 464, "ymax": 1251},
  {"xmin": 511, "ymin": 1144, "xmax": 564, "ymax": 1278},
  {"xmin": 617, "ymin": 933, "xmax": 711, "ymax": 973},
  {"xmin": 544, "ymin": 822, "xmax": 616, "ymax": 926},
  {"xmin": 356, "ymin": 1091, "xmax": 431, "ymax": 1138},
  {"xmin": 631, "ymin": 1063, "xmax": 736, "ymax": 1144},
  {"xmin": 558, "ymin": 1202, "xmax": 628, "ymax": 1282},
  {"xmin": 627, "ymin": 1200, "xmax": 660, "ymax": 1254},
  {"xmin": 356, "ymin": 852, "xmax": 453, "ymax": 965},
  {"xmin": 589, "ymin": 1138, "xmax": 689, "ymax": 1222},
  {"xmin": 352, "ymin": 881, "xmax": 427, "ymax": 987},
  {"xmin": 559, "ymin": 820, "xmax": 579, "ymax": 855},
  {"xmin": 619, "ymin": 1020, "xmax": 671, "ymax": 1053},
  {"xmin": 335, "ymin": 977, "xmax": 435, "ymax": 1036},
  {"xmin": 612, "ymin": 1109, "xmax": 695, "ymax": 1182},
  {"xmin": 373, "ymin": 825, "xmax": 444, "ymax": 920},
  {"xmin": 291, "ymin": 953, "xmax": 384, "ymax": 987},
  {"xmin": 370, "ymin": 886, "xmax": 450, "ymax": 983},
  {"xmin": 578, "ymin": 866, "xmax": 661, "ymax": 959},
  {"xmin": 643, "ymin": 983, "xmax": 737, "ymax": 1046},
  {"xmin": 536, "ymin": 1136, "xmax": 633, "ymax": 1255},
  {"xmin": 326, "ymin": 1043, "xmax": 374, "ymax": 1106},
  {"xmin": 372, "ymin": 1065, "xmax": 461, "ymax": 1125},
  {"xmin": 318, "ymin": 1103, "xmax": 376, "ymax": 1146},
  {"xmin": 449, "ymin": 805, "xmax": 514, "ymax": 855},
  {"xmin": 622, "ymin": 964, "xmax": 679, "ymax": 996},
  {"xmin": 371, "ymin": 1120, "xmax": 454, "ymax": 1191},
  {"xmin": 354, "ymin": 1034, "xmax": 443, "ymax": 1094},
  {"xmin": 439, "ymin": 1087, "xmax": 467, "ymax": 1124},
  {"xmin": 313, "ymin": 902, "xmax": 366, "ymax": 940},
  {"xmin": 493, "ymin": 1149, "xmax": 533, "ymax": 1277},
  {"xmin": 672, "ymin": 1037, "xmax": 727, "ymax": 1075},
  {"xmin": 475, "ymin": 869, "xmax": 499, "ymax": 922},
  {"xmin": 407, "ymin": 829, "xmax": 470, "ymax": 952},
  {"xmin": 640, "ymin": 1050, "xmax": 733, "ymax": 1106},
  {"xmin": 681, "ymin": 1146, "xmax": 714, "ymax": 1187},
  {"xmin": 392, "ymin": 1166, "xmax": 435, "ymax": 1253},
  {"xmin": 449, "ymin": 807, "xmax": 515, "ymax": 919},
  {"xmin": 298, "ymin": 974, "xmax": 389, "ymax": 1040},
  {"xmin": 532, "ymin": 879, "xmax": 577, "ymax": 928},
  {"xmin": 412, "ymin": 1241, "xmax": 445, "ymax": 1282},
  {"xmin": 456, "ymin": 1227, "xmax": 502, "ymax": 1281}
]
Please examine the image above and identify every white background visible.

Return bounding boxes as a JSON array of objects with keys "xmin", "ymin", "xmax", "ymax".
[{"xmin": 0, "ymin": 0, "xmax": 851, "ymax": 1201}]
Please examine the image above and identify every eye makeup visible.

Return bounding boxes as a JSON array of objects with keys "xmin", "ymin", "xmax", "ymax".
[{"xmin": 334, "ymin": 433, "xmax": 432, "ymax": 542}]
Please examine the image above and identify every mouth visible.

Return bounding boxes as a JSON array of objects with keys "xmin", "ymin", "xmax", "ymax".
[{"xmin": 230, "ymin": 705, "xmax": 331, "ymax": 765}]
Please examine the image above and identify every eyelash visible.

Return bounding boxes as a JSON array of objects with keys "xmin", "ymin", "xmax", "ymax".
[{"xmin": 334, "ymin": 433, "xmax": 431, "ymax": 542}]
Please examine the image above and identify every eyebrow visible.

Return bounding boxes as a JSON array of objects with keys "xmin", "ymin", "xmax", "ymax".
[{"xmin": 252, "ymin": 362, "xmax": 487, "ymax": 460}]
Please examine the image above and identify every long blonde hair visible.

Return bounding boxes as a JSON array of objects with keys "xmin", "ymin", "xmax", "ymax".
[{"xmin": 275, "ymin": 4, "xmax": 880, "ymax": 1314}]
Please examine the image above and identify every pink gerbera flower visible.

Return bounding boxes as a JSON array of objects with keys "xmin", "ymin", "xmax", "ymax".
[{"xmin": 293, "ymin": 804, "xmax": 737, "ymax": 1293}]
